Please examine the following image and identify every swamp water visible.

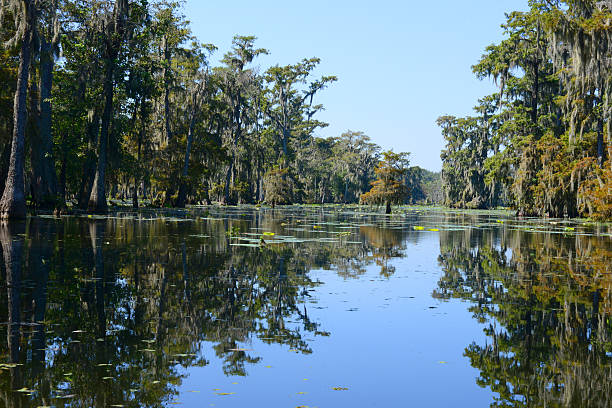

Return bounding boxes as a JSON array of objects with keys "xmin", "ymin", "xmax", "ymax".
[{"xmin": 0, "ymin": 206, "xmax": 611, "ymax": 407}]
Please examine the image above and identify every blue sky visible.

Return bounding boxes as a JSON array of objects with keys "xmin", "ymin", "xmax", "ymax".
[{"xmin": 183, "ymin": 0, "xmax": 529, "ymax": 171}]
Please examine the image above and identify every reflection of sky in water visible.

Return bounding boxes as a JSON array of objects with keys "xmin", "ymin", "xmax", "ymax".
[
  {"xmin": 180, "ymin": 232, "xmax": 490, "ymax": 407},
  {"xmin": 0, "ymin": 207, "xmax": 610, "ymax": 407}
]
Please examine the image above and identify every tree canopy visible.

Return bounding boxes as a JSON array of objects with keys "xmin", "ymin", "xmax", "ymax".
[
  {"xmin": 439, "ymin": 0, "xmax": 611, "ymax": 220},
  {"xmin": 0, "ymin": 0, "xmax": 438, "ymax": 217},
  {"xmin": 360, "ymin": 151, "xmax": 410, "ymax": 214}
]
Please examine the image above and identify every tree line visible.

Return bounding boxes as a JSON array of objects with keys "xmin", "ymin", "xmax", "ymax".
[
  {"xmin": 439, "ymin": 0, "xmax": 611, "ymax": 220},
  {"xmin": 0, "ymin": 0, "xmax": 439, "ymax": 219}
]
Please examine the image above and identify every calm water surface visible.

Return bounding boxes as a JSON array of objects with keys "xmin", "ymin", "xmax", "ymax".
[{"xmin": 0, "ymin": 207, "xmax": 611, "ymax": 407}]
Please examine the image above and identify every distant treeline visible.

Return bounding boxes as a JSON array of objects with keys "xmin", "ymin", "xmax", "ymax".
[
  {"xmin": 439, "ymin": 1, "xmax": 611, "ymax": 220},
  {"xmin": 0, "ymin": 0, "xmax": 440, "ymax": 218}
]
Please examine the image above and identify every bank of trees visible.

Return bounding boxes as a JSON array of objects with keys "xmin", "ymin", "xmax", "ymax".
[
  {"xmin": 439, "ymin": 0, "xmax": 611, "ymax": 220},
  {"xmin": 0, "ymin": 0, "xmax": 438, "ymax": 218}
]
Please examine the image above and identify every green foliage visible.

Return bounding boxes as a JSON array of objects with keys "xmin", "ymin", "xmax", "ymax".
[
  {"xmin": 0, "ymin": 0, "xmax": 440, "ymax": 212},
  {"xmin": 263, "ymin": 166, "xmax": 294, "ymax": 206},
  {"xmin": 420, "ymin": 169, "xmax": 443, "ymax": 204},
  {"xmin": 440, "ymin": 1, "xmax": 612, "ymax": 219}
]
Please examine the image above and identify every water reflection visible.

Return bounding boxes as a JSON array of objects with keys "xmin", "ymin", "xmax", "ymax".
[
  {"xmin": 0, "ymin": 209, "xmax": 414, "ymax": 407},
  {"xmin": 435, "ymin": 223, "xmax": 612, "ymax": 407},
  {"xmin": 0, "ymin": 208, "xmax": 610, "ymax": 407}
]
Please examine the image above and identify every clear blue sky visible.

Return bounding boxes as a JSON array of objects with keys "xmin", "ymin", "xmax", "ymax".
[{"xmin": 183, "ymin": 0, "xmax": 529, "ymax": 171}]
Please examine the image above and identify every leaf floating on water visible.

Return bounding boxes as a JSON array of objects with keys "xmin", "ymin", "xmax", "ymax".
[
  {"xmin": 264, "ymin": 365, "xmax": 272, "ymax": 368},
  {"xmin": 429, "ymin": 228, "xmax": 440, "ymax": 232},
  {"xmin": 231, "ymin": 382, "xmax": 238, "ymax": 385},
  {"xmin": 438, "ymin": 361, "xmax": 447, "ymax": 364},
  {"xmin": 297, "ymin": 391, "xmax": 307, "ymax": 394},
  {"xmin": 262, "ymin": 232, "xmax": 275, "ymax": 236},
  {"xmin": 215, "ymin": 392, "xmax": 235, "ymax": 396},
  {"xmin": 413, "ymin": 226, "xmax": 425, "ymax": 231},
  {"xmin": 228, "ymin": 348, "xmax": 252, "ymax": 352},
  {"xmin": 332, "ymin": 387, "xmax": 349, "ymax": 391},
  {"xmin": 16, "ymin": 387, "xmax": 35, "ymax": 393},
  {"xmin": 102, "ymin": 377, "xmax": 114, "ymax": 380}
]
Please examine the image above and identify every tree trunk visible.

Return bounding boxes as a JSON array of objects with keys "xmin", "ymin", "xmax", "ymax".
[
  {"xmin": 385, "ymin": 201, "xmax": 391, "ymax": 214},
  {"xmin": 132, "ymin": 163, "xmax": 140, "ymax": 209},
  {"xmin": 177, "ymin": 107, "xmax": 197, "ymax": 208},
  {"xmin": 344, "ymin": 178, "xmax": 349, "ymax": 203},
  {"xmin": 0, "ymin": 138, "xmax": 12, "ymax": 199},
  {"xmin": 0, "ymin": 17, "xmax": 33, "ymax": 219},
  {"xmin": 133, "ymin": 100, "xmax": 148, "ymax": 208},
  {"xmin": 282, "ymin": 128, "xmax": 289, "ymax": 160},
  {"xmin": 59, "ymin": 145, "xmax": 67, "ymax": 205},
  {"xmin": 77, "ymin": 101, "xmax": 100, "ymax": 209},
  {"xmin": 88, "ymin": 0, "xmax": 127, "ymax": 213},
  {"xmin": 163, "ymin": 36, "xmax": 172, "ymax": 144},
  {"xmin": 597, "ymin": 117, "xmax": 604, "ymax": 167},
  {"xmin": 531, "ymin": 61, "xmax": 539, "ymax": 129},
  {"xmin": 88, "ymin": 61, "xmax": 114, "ymax": 213},
  {"xmin": 255, "ymin": 167, "xmax": 261, "ymax": 203},
  {"xmin": 77, "ymin": 152, "xmax": 97, "ymax": 209},
  {"xmin": 223, "ymin": 157, "xmax": 234, "ymax": 205},
  {"xmin": 31, "ymin": 36, "xmax": 58, "ymax": 209}
]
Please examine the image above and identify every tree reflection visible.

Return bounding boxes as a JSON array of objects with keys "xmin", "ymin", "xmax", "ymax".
[
  {"xmin": 0, "ymin": 210, "xmax": 409, "ymax": 407},
  {"xmin": 360, "ymin": 226, "xmax": 405, "ymax": 278},
  {"xmin": 0, "ymin": 221, "xmax": 26, "ymax": 407},
  {"xmin": 435, "ymin": 225, "xmax": 612, "ymax": 407}
]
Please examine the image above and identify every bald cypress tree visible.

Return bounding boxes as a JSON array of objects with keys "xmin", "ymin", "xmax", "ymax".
[
  {"xmin": 0, "ymin": 0, "xmax": 37, "ymax": 219},
  {"xmin": 88, "ymin": 0, "xmax": 129, "ymax": 213},
  {"xmin": 360, "ymin": 151, "xmax": 410, "ymax": 214}
]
